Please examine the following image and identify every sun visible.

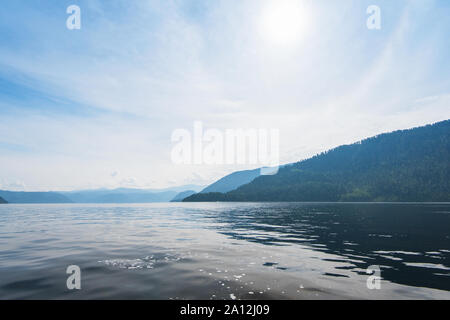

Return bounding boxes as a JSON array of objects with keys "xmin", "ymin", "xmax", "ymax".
[{"xmin": 260, "ymin": 0, "xmax": 308, "ymax": 46}]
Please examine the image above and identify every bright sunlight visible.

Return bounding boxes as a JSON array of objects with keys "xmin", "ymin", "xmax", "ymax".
[{"xmin": 260, "ymin": 0, "xmax": 309, "ymax": 46}]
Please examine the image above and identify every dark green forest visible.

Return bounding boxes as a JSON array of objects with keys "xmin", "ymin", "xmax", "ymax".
[{"xmin": 185, "ymin": 120, "xmax": 450, "ymax": 202}]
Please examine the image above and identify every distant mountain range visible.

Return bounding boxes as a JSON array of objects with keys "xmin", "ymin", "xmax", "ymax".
[
  {"xmin": 185, "ymin": 120, "xmax": 450, "ymax": 202},
  {"xmin": 0, "ymin": 196, "xmax": 7, "ymax": 204},
  {"xmin": 3, "ymin": 120, "xmax": 449, "ymax": 204},
  {"xmin": 0, "ymin": 191, "xmax": 72, "ymax": 204},
  {"xmin": 167, "ymin": 169, "xmax": 264, "ymax": 202},
  {"xmin": 0, "ymin": 185, "xmax": 204, "ymax": 204},
  {"xmin": 63, "ymin": 190, "xmax": 178, "ymax": 203},
  {"xmin": 171, "ymin": 190, "xmax": 197, "ymax": 202},
  {"xmin": 200, "ymin": 168, "xmax": 261, "ymax": 194}
]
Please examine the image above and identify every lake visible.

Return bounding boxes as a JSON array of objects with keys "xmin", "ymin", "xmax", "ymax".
[{"xmin": 0, "ymin": 203, "xmax": 449, "ymax": 299}]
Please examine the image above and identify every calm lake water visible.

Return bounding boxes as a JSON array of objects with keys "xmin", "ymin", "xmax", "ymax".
[{"xmin": 0, "ymin": 203, "xmax": 449, "ymax": 300}]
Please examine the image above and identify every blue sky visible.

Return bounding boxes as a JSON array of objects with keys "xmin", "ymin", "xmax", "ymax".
[{"xmin": 0, "ymin": 0, "xmax": 449, "ymax": 191}]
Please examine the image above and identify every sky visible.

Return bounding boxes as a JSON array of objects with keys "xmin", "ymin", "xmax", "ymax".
[{"xmin": 0, "ymin": 0, "xmax": 449, "ymax": 191}]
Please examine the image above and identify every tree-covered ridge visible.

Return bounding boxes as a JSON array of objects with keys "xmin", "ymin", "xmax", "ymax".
[{"xmin": 184, "ymin": 120, "xmax": 450, "ymax": 202}]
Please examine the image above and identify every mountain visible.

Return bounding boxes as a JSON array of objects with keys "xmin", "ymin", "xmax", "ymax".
[
  {"xmin": 83, "ymin": 191, "xmax": 177, "ymax": 203},
  {"xmin": 62, "ymin": 189, "xmax": 176, "ymax": 203},
  {"xmin": 0, "ymin": 196, "xmax": 7, "ymax": 204},
  {"xmin": 0, "ymin": 191, "xmax": 72, "ymax": 204},
  {"xmin": 200, "ymin": 169, "xmax": 261, "ymax": 194},
  {"xmin": 185, "ymin": 120, "xmax": 450, "ymax": 202},
  {"xmin": 61, "ymin": 185, "xmax": 205, "ymax": 203},
  {"xmin": 63, "ymin": 189, "xmax": 164, "ymax": 203},
  {"xmin": 171, "ymin": 190, "xmax": 197, "ymax": 202},
  {"xmin": 164, "ymin": 185, "xmax": 205, "ymax": 193},
  {"xmin": 0, "ymin": 185, "xmax": 205, "ymax": 204}
]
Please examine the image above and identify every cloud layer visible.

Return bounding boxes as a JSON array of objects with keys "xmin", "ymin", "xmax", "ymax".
[{"xmin": 0, "ymin": 0, "xmax": 449, "ymax": 191}]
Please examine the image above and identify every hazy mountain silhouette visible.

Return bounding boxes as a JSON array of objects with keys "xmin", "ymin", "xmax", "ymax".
[
  {"xmin": 171, "ymin": 190, "xmax": 197, "ymax": 202},
  {"xmin": 61, "ymin": 185, "xmax": 205, "ymax": 203},
  {"xmin": 185, "ymin": 120, "xmax": 450, "ymax": 202},
  {"xmin": 0, "ymin": 191, "xmax": 72, "ymax": 204},
  {"xmin": 61, "ymin": 189, "xmax": 174, "ymax": 203},
  {"xmin": 0, "ymin": 196, "xmax": 7, "ymax": 204},
  {"xmin": 0, "ymin": 185, "xmax": 205, "ymax": 204},
  {"xmin": 200, "ymin": 169, "xmax": 261, "ymax": 194}
]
